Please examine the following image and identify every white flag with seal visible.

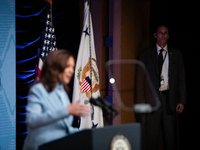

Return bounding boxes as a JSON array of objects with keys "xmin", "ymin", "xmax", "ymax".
[{"xmin": 72, "ymin": 0, "xmax": 103, "ymax": 129}]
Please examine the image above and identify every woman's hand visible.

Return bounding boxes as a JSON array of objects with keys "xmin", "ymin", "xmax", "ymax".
[{"xmin": 67, "ymin": 100, "xmax": 92, "ymax": 117}]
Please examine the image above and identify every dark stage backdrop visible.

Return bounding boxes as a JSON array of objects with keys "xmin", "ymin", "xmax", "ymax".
[{"xmin": 16, "ymin": 0, "xmax": 80, "ymax": 149}]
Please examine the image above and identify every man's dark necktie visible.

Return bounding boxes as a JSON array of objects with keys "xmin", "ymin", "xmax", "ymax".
[{"xmin": 158, "ymin": 49, "xmax": 164, "ymax": 76}]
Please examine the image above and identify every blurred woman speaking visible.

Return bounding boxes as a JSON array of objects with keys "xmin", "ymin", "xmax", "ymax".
[{"xmin": 23, "ymin": 49, "xmax": 91, "ymax": 150}]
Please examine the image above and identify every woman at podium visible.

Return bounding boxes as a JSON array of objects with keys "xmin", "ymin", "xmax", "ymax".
[{"xmin": 23, "ymin": 50, "xmax": 91, "ymax": 150}]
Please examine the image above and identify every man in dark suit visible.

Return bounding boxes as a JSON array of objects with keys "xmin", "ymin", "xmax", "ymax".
[{"xmin": 135, "ymin": 25, "xmax": 186, "ymax": 150}]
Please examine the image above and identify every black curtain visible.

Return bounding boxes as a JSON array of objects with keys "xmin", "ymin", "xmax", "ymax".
[{"xmin": 16, "ymin": 0, "xmax": 80, "ymax": 149}]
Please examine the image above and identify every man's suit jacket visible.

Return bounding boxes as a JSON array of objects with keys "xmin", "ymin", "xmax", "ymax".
[
  {"xmin": 135, "ymin": 45, "xmax": 186, "ymax": 112},
  {"xmin": 23, "ymin": 83, "xmax": 79, "ymax": 150}
]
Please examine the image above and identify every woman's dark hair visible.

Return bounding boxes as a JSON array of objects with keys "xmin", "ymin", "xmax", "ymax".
[{"xmin": 39, "ymin": 49, "xmax": 74, "ymax": 93}]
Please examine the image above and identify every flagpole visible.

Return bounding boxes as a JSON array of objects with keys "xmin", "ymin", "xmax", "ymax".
[
  {"xmin": 88, "ymin": 0, "xmax": 92, "ymax": 98},
  {"xmin": 88, "ymin": 0, "xmax": 95, "ymax": 124}
]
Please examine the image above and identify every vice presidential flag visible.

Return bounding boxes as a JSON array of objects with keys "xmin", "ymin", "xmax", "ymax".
[{"xmin": 72, "ymin": 0, "xmax": 103, "ymax": 129}]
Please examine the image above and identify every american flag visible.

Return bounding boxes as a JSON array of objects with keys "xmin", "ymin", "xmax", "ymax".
[
  {"xmin": 36, "ymin": 4, "xmax": 57, "ymax": 78},
  {"xmin": 81, "ymin": 76, "xmax": 91, "ymax": 92}
]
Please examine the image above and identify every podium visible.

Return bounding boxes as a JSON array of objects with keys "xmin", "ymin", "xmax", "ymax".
[{"xmin": 39, "ymin": 123, "xmax": 141, "ymax": 150}]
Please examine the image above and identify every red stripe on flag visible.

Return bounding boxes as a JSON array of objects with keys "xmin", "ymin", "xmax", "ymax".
[
  {"xmin": 81, "ymin": 85, "xmax": 90, "ymax": 92},
  {"xmin": 82, "ymin": 85, "xmax": 90, "ymax": 92},
  {"xmin": 81, "ymin": 80, "xmax": 91, "ymax": 92},
  {"xmin": 37, "ymin": 68, "xmax": 41, "ymax": 78}
]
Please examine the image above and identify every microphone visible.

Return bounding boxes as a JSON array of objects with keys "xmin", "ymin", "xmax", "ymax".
[{"xmin": 90, "ymin": 97, "xmax": 118, "ymax": 115}]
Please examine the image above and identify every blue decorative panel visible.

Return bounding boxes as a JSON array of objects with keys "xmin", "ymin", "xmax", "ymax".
[{"xmin": 0, "ymin": 0, "xmax": 16, "ymax": 149}]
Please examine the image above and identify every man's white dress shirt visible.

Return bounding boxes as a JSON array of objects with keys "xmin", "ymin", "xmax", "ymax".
[{"xmin": 156, "ymin": 44, "xmax": 169, "ymax": 91}]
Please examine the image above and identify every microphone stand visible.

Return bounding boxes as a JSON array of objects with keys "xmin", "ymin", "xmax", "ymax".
[{"xmin": 90, "ymin": 97, "xmax": 118, "ymax": 126}]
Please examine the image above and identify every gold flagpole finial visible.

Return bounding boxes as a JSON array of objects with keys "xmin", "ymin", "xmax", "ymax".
[{"xmin": 45, "ymin": 0, "xmax": 52, "ymax": 5}]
